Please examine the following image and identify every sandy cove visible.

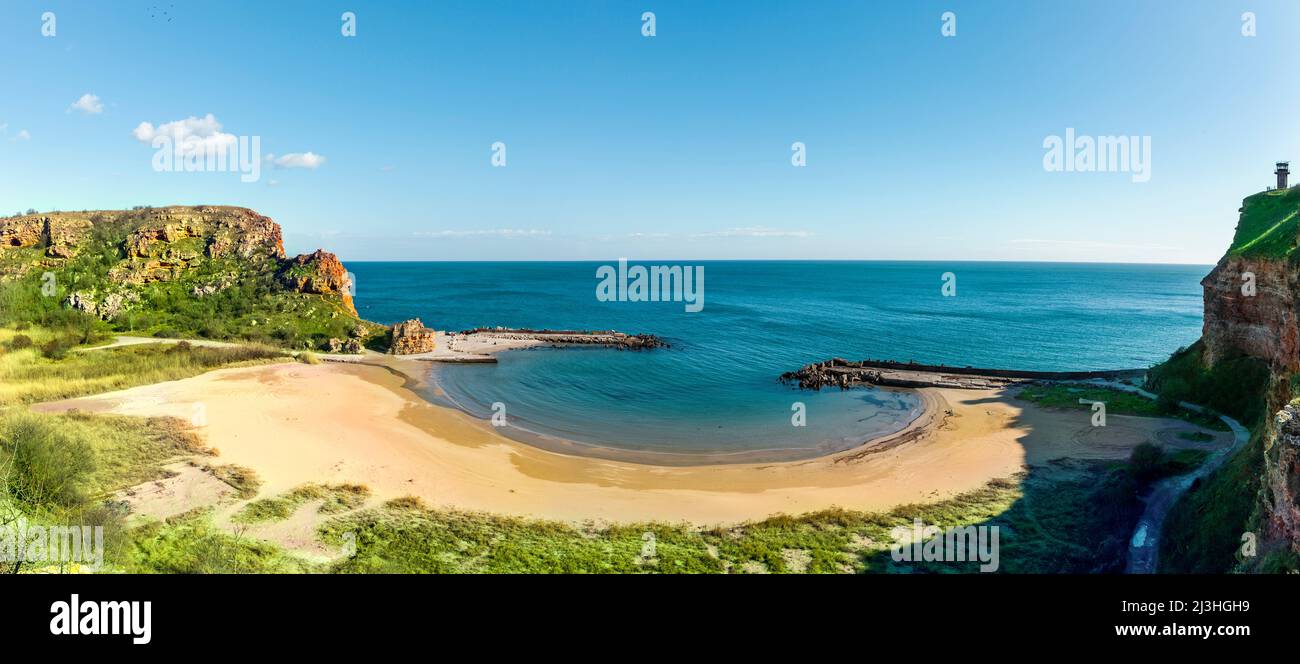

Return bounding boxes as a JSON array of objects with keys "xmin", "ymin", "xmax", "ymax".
[{"xmin": 32, "ymin": 360, "xmax": 1227, "ymax": 525}]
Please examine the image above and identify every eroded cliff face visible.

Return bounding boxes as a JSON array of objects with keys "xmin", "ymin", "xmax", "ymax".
[
  {"xmin": 277, "ymin": 249, "xmax": 356, "ymax": 317},
  {"xmin": 1201, "ymin": 255, "xmax": 1299, "ymax": 372},
  {"xmin": 1266, "ymin": 404, "xmax": 1300, "ymax": 549},
  {"xmin": 1200, "ymin": 191, "xmax": 1300, "ymax": 559}
]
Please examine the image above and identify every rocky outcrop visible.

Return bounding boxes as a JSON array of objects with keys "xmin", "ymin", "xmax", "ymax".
[
  {"xmin": 327, "ymin": 337, "xmax": 364, "ymax": 354},
  {"xmin": 0, "ymin": 213, "xmax": 93, "ymax": 257},
  {"xmin": 1266, "ymin": 404, "xmax": 1300, "ymax": 549},
  {"xmin": 67, "ymin": 289, "xmax": 139, "ymax": 320},
  {"xmin": 0, "ymin": 206, "xmax": 362, "ymax": 329},
  {"xmin": 0, "ymin": 217, "xmax": 43, "ymax": 248},
  {"xmin": 277, "ymin": 249, "xmax": 356, "ymax": 316},
  {"xmin": 780, "ymin": 357, "xmax": 1142, "ymax": 391},
  {"xmin": 457, "ymin": 327, "xmax": 667, "ymax": 349},
  {"xmin": 1201, "ymin": 256, "xmax": 1299, "ymax": 371},
  {"xmin": 390, "ymin": 319, "xmax": 437, "ymax": 355}
]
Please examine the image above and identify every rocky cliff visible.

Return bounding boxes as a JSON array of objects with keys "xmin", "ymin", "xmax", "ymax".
[
  {"xmin": 1201, "ymin": 257, "xmax": 1299, "ymax": 372},
  {"xmin": 1198, "ymin": 187, "xmax": 1300, "ymax": 562},
  {"xmin": 0, "ymin": 206, "xmax": 370, "ymax": 348}
]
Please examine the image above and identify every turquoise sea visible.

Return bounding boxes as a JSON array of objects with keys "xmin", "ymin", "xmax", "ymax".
[{"xmin": 349, "ymin": 261, "xmax": 1208, "ymax": 462}]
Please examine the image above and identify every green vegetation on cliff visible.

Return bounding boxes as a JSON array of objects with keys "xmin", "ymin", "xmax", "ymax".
[
  {"xmin": 1146, "ymin": 342, "xmax": 1283, "ymax": 573},
  {"xmin": 1228, "ymin": 187, "xmax": 1300, "ymax": 259},
  {"xmin": 0, "ymin": 207, "xmax": 381, "ymax": 351},
  {"xmin": 1145, "ymin": 341, "xmax": 1271, "ymax": 426}
]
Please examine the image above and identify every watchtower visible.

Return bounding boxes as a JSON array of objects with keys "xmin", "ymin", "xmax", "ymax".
[{"xmin": 1277, "ymin": 161, "xmax": 1290, "ymax": 189}]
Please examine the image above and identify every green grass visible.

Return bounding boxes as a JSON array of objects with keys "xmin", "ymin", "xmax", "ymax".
[
  {"xmin": 0, "ymin": 327, "xmax": 287, "ymax": 406},
  {"xmin": 0, "ymin": 410, "xmax": 210, "ymax": 506},
  {"xmin": 1228, "ymin": 187, "xmax": 1300, "ymax": 259},
  {"xmin": 314, "ymin": 460, "xmax": 1152, "ymax": 574},
  {"xmin": 232, "ymin": 483, "xmax": 371, "ymax": 524},
  {"xmin": 1018, "ymin": 384, "xmax": 1161, "ymax": 415},
  {"xmin": 1016, "ymin": 382, "xmax": 1228, "ymax": 431},
  {"xmin": 1160, "ymin": 426, "xmax": 1266, "ymax": 573},
  {"xmin": 1144, "ymin": 341, "xmax": 1271, "ymax": 426},
  {"xmin": 125, "ymin": 509, "xmax": 315, "ymax": 574}
]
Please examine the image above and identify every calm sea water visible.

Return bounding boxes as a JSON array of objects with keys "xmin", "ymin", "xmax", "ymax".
[{"xmin": 349, "ymin": 261, "xmax": 1207, "ymax": 462}]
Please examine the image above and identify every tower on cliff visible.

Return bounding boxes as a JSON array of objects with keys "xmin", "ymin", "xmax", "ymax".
[{"xmin": 1277, "ymin": 161, "xmax": 1290, "ymax": 189}]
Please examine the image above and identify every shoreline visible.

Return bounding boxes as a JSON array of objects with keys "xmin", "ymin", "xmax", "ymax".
[
  {"xmin": 413, "ymin": 355, "xmax": 934, "ymax": 467},
  {"xmin": 329, "ymin": 340, "xmax": 933, "ymax": 467},
  {"xmin": 30, "ymin": 359, "xmax": 1230, "ymax": 524}
]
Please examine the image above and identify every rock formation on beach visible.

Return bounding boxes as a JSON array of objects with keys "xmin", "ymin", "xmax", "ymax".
[
  {"xmin": 780, "ymin": 358, "xmax": 1140, "ymax": 391},
  {"xmin": 390, "ymin": 318, "xmax": 438, "ymax": 354}
]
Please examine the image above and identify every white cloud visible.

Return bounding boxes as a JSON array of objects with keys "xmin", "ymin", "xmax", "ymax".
[
  {"xmin": 11, "ymin": 129, "xmax": 31, "ymax": 142},
  {"xmin": 132, "ymin": 113, "xmax": 236, "ymax": 157},
  {"xmin": 413, "ymin": 229, "xmax": 552, "ymax": 238},
  {"xmin": 268, "ymin": 152, "xmax": 326, "ymax": 169},
  {"xmin": 68, "ymin": 93, "xmax": 104, "ymax": 115},
  {"xmin": 691, "ymin": 227, "xmax": 812, "ymax": 238},
  {"xmin": 1009, "ymin": 238, "xmax": 1182, "ymax": 251}
]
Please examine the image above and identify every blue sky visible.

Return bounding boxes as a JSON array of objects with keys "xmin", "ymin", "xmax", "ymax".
[{"xmin": 2, "ymin": 0, "xmax": 1298, "ymax": 263}]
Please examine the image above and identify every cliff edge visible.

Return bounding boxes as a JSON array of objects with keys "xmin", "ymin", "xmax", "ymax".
[{"xmin": 0, "ymin": 206, "xmax": 375, "ymax": 349}]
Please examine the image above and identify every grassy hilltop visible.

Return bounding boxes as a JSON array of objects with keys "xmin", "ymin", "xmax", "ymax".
[
  {"xmin": 1227, "ymin": 187, "xmax": 1300, "ymax": 259},
  {"xmin": 0, "ymin": 206, "xmax": 384, "ymax": 350}
]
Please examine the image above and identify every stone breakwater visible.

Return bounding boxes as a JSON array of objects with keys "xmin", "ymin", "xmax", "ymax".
[
  {"xmin": 457, "ymin": 327, "xmax": 668, "ymax": 350},
  {"xmin": 780, "ymin": 358, "xmax": 1143, "ymax": 391}
]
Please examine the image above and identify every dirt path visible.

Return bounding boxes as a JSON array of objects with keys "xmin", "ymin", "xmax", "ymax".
[
  {"xmin": 75, "ymin": 335, "xmax": 242, "ymax": 351},
  {"xmin": 1083, "ymin": 381, "xmax": 1252, "ymax": 574}
]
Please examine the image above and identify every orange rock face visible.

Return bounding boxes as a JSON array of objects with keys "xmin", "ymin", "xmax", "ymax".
[
  {"xmin": 1201, "ymin": 255, "xmax": 1299, "ymax": 372},
  {"xmin": 389, "ymin": 318, "xmax": 437, "ymax": 354},
  {"xmin": 278, "ymin": 249, "xmax": 357, "ymax": 316}
]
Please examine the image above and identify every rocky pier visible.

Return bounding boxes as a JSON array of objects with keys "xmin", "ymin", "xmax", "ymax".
[{"xmin": 779, "ymin": 358, "xmax": 1144, "ymax": 391}]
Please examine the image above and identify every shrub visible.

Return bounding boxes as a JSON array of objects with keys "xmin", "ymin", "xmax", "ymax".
[
  {"xmin": 9, "ymin": 334, "xmax": 33, "ymax": 350},
  {"xmin": 40, "ymin": 338, "xmax": 70, "ymax": 360},
  {"xmin": 1128, "ymin": 443, "xmax": 1164, "ymax": 483},
  {"xmin": 0, "ymin": 413, "xmax": 96, "ymax": 508}
]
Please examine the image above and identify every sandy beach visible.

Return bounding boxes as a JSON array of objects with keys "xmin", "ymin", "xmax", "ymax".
[{"xmin": 33, "ymin": 360, "xmax": 1228, "ymax": 525}]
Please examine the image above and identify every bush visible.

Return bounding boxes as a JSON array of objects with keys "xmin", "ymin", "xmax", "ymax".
[
  {"xmin": 1128, "ymin": 443, "xmax": 1164, "ymax": 483},
  {"xmin": 0, "ymin": 413, "xmax": 96, "ymax": 508},
  {"xmin": 9, "ymin": 334, "xmax": 33, "ymax": 350},
  {"xmin": 153, "ymin": 328, "xmax": 178, "ymax": 339},
  {"xmin": 14, "ymin": 322, "xmax": 30, "ymax": 331},
  {"xmin": 40, "ymin": 338, "xmax": 70, "ymax": 360}
]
